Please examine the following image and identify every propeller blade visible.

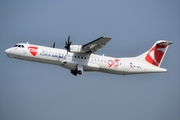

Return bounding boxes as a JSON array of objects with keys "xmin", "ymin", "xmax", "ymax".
[
  {"xmin": 53, "ymin": 42, "xmax": 56, "ymax": 48},
  {"xmin": 68, "ymin": 35, "xmax": 70, "ymax": 42},
  {"xmin": 64, "ymin": 35, "xmax": 72, "ymax": 55}
]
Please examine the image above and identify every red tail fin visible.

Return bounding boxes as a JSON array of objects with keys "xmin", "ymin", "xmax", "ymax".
[
  {"xmin": 145, "ymin": 40, "xmax": 172, "ymax": 67},
  {"xmin": 135, "ymin": 40, "xmax": 172, "ymax": 67}
]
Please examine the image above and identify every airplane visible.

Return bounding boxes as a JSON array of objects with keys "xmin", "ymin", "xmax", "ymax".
[{"xmin": 5, "ymin": 36, "xmax": 172, "ymax": 76}]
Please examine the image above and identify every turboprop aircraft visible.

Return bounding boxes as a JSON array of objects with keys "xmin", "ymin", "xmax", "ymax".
[{"xmin": 5, "ymin": 36, "xmax": 172, "ymax": 76}]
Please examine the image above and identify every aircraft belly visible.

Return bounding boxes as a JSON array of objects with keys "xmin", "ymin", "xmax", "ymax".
[
  {"xmin": 97, "ymin": 63, "xmax": 124, "ymax": 75},
  {"xmin": 13, "ymin": 54, "xmax": 61, "ymax": 66},
  {"xmin": 99, "ymin": 68, "xmax": 124, "ymax": 75},
  {"xmin": 123, "ymin": 65, "xmax": 167, "ymax": 74}
]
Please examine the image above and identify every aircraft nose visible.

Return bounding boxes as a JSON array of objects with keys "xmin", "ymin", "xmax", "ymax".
[
  {"xmin": 5, "ymin": 48, "xmax": 14, "ymax": 58},
  {"xmin": 5, "ymin": 48, "xmax": 11, "ymax": 54}
]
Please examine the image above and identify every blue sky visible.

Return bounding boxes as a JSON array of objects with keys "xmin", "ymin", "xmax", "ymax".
[{"xmin": 0, "ymin": 0, "xmax": 179, "ymax": 120}]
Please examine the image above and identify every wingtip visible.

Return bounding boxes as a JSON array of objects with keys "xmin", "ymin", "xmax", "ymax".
[{"xmin": 102, "ymin": 36, "xmax": 112, "ymax": 39}]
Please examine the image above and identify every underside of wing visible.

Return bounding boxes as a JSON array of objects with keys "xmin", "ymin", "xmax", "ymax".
[{"xmin": 82, "ymin": 36, "xmax": 112, "ymax": 53}]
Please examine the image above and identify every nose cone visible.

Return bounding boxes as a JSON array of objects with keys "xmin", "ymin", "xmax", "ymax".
[
  {"xmin": 5, "ymin": 48, "xmax": 14, "ymax": 58},
  {"xmin": 5, "ymin": 48, "xmax": 12, "ymax": 55},
  {"xmin": 5, "ymin": 48, "xmax": 10, "ymax": 54}
]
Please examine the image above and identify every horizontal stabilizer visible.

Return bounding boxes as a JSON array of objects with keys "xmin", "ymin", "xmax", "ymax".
[{"xmin": 157, "ymin": 41, "xmax": 173, "ymax": 46}]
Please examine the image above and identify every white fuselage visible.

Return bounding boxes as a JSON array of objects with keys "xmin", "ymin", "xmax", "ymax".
[{"xmin": 5, "ymin": 43, "xmax": 167, "ymax": 75}]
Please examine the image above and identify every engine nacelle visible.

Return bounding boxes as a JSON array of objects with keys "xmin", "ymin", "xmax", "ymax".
[{"xmin": 70, "ymin": 45, "xmax": 85, "ymax": 53}]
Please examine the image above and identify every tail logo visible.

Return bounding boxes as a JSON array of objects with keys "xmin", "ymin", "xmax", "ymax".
[
  {"xmin": 145, "ymin": 45, "xmax": 167, "ymax": 66},
  {"xmin": 28, "ymin": 46, "xmax": 38, "ymax": 56}
]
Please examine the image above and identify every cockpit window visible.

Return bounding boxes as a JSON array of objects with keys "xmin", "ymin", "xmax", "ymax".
[{"xmin": 13, "ymin": 44, "xmax": 24, "ymax": 48}]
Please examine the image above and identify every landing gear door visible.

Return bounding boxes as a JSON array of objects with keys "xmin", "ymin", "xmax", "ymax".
[{"xmin": 77, "ymin": 64, "xmax": 83, "ymax": 75}]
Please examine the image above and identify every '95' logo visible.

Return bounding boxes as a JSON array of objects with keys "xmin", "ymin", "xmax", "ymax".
[
  {"xmin": 28, "ymin": 46, "xmax": 38, "ymax": 56},
  {"xmin": 108, "ymin": 59, "xmax": 120, "ymax": 68}
]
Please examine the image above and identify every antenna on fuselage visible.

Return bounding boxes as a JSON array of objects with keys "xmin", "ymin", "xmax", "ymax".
[{"xmin": 26, "ymin": 42, "xmax": 29, "ymax": 44}]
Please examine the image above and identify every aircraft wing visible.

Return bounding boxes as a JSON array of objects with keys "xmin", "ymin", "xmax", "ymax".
[{"xmin": 82, "ymin": 36, "xmax": 112, "ymax": 53}]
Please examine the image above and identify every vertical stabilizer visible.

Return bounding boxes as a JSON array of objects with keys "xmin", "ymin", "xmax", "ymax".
[{"xmin": 136, "ymin": 40, "xmax": 173, "ymax": 67}]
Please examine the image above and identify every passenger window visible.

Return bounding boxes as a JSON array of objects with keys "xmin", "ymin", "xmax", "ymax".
[
  {"xmin": 84, "ymin": 57, "xmax": 86, "ymax": 59},
  {"xmin": 81, "ymin": 57, "xmax": 83, "ymax": 59},
  {"xmin": 18, "ymin": 45, "xmax": 21, "ymax": 47},
  {"xmin": 22, "ymin": 45, "xmax": 24, "ymax": 48},
  {"xmin": 78, "ymin": 56, "xmax": 80, "ymax": 58}
]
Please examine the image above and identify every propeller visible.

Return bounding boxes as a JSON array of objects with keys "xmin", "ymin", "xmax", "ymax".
[
  {"xmin": 52, "ymin": 42, "xmax": 56, "ymax": 48},
  {"xmin": 51, "ymin": 42, "xmax": 56, "ymax": 48},
  {"xmin": 64, "ymin": 35, "xmax": 72, "ymax": 54}
]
